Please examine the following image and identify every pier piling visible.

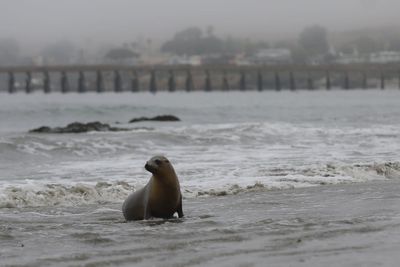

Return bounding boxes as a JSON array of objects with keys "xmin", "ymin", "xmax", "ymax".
[
  {"xmin": 307, "ymin": 73, "xmax": 314, "ymax": 90},
  {"xmin": 398, "ymin": 70, "xmax": 400, "ymax": 89},
  {"xmin": 25, "ymin": 72, "xmax": 32, "ymax": 93},
  {"xmin": 78, "ymin": 71, "xmax": 86, "ymax": 93},
  {"xmin": 274, "ymin": 72, "xmax": 281, "ymax": 91},
  {"xmin": 362, "ymin": 72, "xmax": 367, "ymax": 89},
  {"xmin": 96, "ymin": 71, "xmax": 104, "ymax": 93},
  {"xmin": 326, "ymin": 71, "xmax": 331, "ymax": 90},
  {"xmin": 43, "ymin": 71, "xmax": 50, "ymax": 93},
  {"xmin": 61, "ymin": 72, "xmax": 69, "ymax": 93},
  {"xmin": 344, "ymin": 72, "xmax": 350, "ymax": 90},
  {"xmin": 131, "ymin": 71, "xmax": 139, "ymax": 92},
  {"xmin": 185, "ymin": 70, "xmax": 193, "ymax": 92},
  {"xmin": 289, "ymin": 72, "xmax": 296, "ymax": 91},
  {"xmin": 168, "ymin": 70, "xmax": 176, "ymax": 92},
  {"xmin": 239, "ymin": 71, "xmax": 246, "ymax": 91},
  {"xmin": 222, "ymin": 71, "xmax": 230, "ymax": 91},
  {"xmin": 114, "ymin": 70, "xmax": 122, "ymax": 92},
  {"xmin": 257, "ymin": 70, "xmax": 263, "ymax": 91},
  {"xmin": 149, "ymin": 70, "xmax": 157, "ymax": 93},
  {"xmin": 8, "ymin": 72, "xmax": 15, "ymax": 93},
  {"xmin": 205, "ymin": 70, "xmax": 212, "ymax": 91}
]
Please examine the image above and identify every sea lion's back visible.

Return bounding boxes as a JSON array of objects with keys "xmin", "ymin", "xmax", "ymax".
[{"xmin": 122, "ymin": 186, "xmax": 148, "ymax": 221}]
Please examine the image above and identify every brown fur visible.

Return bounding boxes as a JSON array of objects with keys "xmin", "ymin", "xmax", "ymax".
[{"xmin": 122, "ymin": 156, "xmax": 183, "ymax": 221}]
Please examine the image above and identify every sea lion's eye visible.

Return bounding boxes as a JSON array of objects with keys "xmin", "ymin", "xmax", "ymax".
[
  {"xmin": 165, "ymin": 160, "xmax": 169, "ymax": 163},
  {"xmin": 155, "ymin": 159, "xmax": 162, "ymax": 165}
]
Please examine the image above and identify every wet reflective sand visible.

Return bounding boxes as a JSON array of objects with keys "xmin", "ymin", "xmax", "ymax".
[{"xmin": 1, "ymin": 179, "xmax": 400, "ymax": 267}]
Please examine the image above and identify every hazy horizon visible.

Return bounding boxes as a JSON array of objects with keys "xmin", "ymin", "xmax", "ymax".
[{"xmin": 1, "ymin": 0, "xmax": 400, "ymax": 51}]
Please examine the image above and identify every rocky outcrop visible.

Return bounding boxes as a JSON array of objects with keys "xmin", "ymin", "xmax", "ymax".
[
  {"xmin": 129, "ymin": 115, "xmax": 181, "ymax": 123},
  {"xmin": 29, "ymin": 122, "xmax": 129, "ymax": 133}
]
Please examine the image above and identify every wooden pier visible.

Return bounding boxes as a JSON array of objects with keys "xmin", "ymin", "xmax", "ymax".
[{"xmin": 0, "ymin": 63, "xmax": 400, "ymax": 93}]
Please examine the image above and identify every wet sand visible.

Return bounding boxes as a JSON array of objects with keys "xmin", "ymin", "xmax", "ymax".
[{"xmin": 1, "ymin": 179, "xmax": 400, "ymax": 267}]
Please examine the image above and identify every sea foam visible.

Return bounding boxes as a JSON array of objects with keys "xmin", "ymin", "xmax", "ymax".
[{"xmin": 0, "ymin": 162, "xmax": 399, "ymax": 208}]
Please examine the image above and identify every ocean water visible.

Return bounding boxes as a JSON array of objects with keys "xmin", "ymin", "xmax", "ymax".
[{"xmin": 1, "ymin": 90, "xmax": 400, "ymax": 266}]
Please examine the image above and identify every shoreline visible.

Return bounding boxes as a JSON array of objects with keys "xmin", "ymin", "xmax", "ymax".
[{"xmin": 1, "ymin": 179, "xmax": 400, "ymax": 266}]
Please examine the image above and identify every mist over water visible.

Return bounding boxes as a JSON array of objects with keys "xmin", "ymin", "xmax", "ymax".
[{"xmin": 1, "ymin": 0, "xmax": 400, "ymax": 50}]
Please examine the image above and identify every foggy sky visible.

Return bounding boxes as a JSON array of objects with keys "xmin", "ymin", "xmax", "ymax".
[{"xmin": 1, "ymin": 0, "xmax": 400, "ymax": 48}]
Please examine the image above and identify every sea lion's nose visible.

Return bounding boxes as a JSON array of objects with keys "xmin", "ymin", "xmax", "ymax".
[{"xmin": 145, "ymin": 162, "xmax": 153, "ymax": 172}]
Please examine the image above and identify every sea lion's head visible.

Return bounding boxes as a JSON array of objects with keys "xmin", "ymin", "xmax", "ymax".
[{"xmin": 145, "ymin": 155, "xmax": 176, "ymax": 178}]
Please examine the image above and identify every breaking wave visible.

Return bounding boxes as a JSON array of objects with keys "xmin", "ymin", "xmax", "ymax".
[
  {"xmin": 1, "ymin": 162, "xmax": 399, "ymax": 209},
  {"xmin": 0, "ymin": 182, "xmax": 134, "ymax": 209}
]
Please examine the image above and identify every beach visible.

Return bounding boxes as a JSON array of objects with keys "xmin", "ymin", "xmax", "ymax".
[
  {"xmin": 2, "ymin": 180, "xmax": 400, "ymax": 266},
  {"xmin": 1, "ymin": 90, "xmax": 400, "ymax": 266}
]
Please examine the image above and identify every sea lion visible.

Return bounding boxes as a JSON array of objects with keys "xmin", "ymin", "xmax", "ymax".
[{"xmin": 122, "ymin": 155, "xmax": 184, "ymax": 221}]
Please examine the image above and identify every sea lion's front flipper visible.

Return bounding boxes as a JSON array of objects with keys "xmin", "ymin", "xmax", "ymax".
[
  {"xmin": 144, "ymin": 205, "xmax": 151, "ymax": 220},
  {"xmin": 177, "ymin": 194, "xmax": 184, "ymax": 218}
]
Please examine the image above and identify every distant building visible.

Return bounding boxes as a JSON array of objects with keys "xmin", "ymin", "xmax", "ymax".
[
  {"xmin": 233, "ymin": 58, "xmax": 251, "ymax": 66},
  {"xmin": 335, "ymin": 53, "xmax": 367, "ymax": 64},
  {"xmin": 20, "ymin": 56, "xmax": 44, "ymax": 66},
  {"xmin": 251, "ymin": 49, "xmax": 292, "ymax": 65},
  {"xmin": 201, "ymin": 54, "xmax": 234, "ymax": 65},
  {"xmin": 335, "ymin": 50, "xmax": 400, "ymax": 64},
  {"xmin": 370, "ymin": 51, "xmax": 400, "ymax": 63},
  {"xmin": 104, "ymin": 48, "xmax": 140, "ymax": 65},
  {"xmin": 166, "ymin": 55, "xmax": 201, "ymax": 66}
]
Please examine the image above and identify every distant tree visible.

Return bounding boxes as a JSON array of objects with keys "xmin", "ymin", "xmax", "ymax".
[
  {"xmin": 162, "ymin": 27, "xmax": 225, "ymax": 55},
  {"xmin": 338, "ymin": 43, "xmax": 356, "ymax": 54},
  {"xmin": 222, "ymin": 38, "xmax": 270, "ymax": 56},
  {"xmin": 243, "ymin": 39, "xmax": 257, "ymax": 56},
  {"xmin": 146, "ymin": 38, "xmax": 153, "ymax": 50},
  {"xmin": 273, "ymin": 40, "xmax": 294, "ymax": 49},
  {"xmin": 105, "ymin": 48, "xmax": 139, "ymax": 61},
  {"xmin": 161, "ymin": 27, "xmax": 203, "ymax": 55},
  {"xmin": 42, "ymin": 40, "xmax": 77, "ymax": 64},
  {"xmin": 0, "ymin": 38, "xmax": 20, "ymax": 65},
  {"xmin": 222, "ymin": 36, "xmax": 248, "ymax": 55},
  {"xmin": 175, "ymin": 27, "xmax": 203, "ymax": 41},
  {"xmin": 290, "ymin": 45, "xmax": 308, "ymax": 64},
  {"xmin": 389, "ymin": 38, "xmax": 400, "ymax": 51},
  {"xmin": 162, "ymin": 27, "xmax": 271, "ymax": 56},
  {"xmin": 131, "ymin": 42, "xmax": 139, "ymax": 50},
  {"xmin": 353, "ymin": 36, "xmax": 382, "ymax": 54},
  {"xmin": 206, "ymin": 25, "xmax": 215, "ymax": 37},
  {"xmin": 299, "ymin": 25, "xmax": 329, "ymax": 56},
  {"xmin": 256, "ymin": 41, "xmax": 270, "ymax": 50},
  {"xmin": 223, "ymin": 36, "xmax": 240, "ymax": 54},
  {"xmin": 200, "ymin": 36, "xmax": 224, "ymax": 54}
]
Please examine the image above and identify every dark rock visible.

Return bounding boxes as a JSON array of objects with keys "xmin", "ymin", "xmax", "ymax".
[
  {"xmin": 129, "ymin": 115, "xmax": 180, "ymax": 123},
  {"xmin": 31, "ymin": 126, "xmax": 52, "ymax": 133},
  {"xmin": 29, "ymin": 121, "xmax": 129, "ymax": 134}
]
